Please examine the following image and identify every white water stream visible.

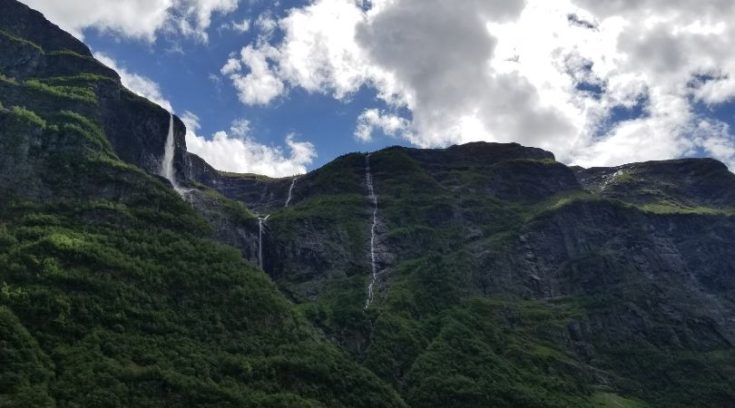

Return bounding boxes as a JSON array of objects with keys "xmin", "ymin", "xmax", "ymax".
[
  {"xmin": 364, "ymin": 153, "xmax": 379, "ymax": 309},
  {"xmin": 284, "ymin": 176, "xmax": 298, "ymax": 208},
  {"xmin": 161, "ymin": 114, "xmax": 184, "ymax": 196}
]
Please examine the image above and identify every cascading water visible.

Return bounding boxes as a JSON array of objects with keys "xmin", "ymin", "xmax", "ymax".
[
  {"xmin": 284, "ymin": 176, "xmax": 298, "ymax": 208},
  {"xmin": 258, "ymin": 214, "xmax": 270, "ymax": 269},
  {"xmin": 364, "ymin": 153, "xmax": 379, "ymax": 309},
  {"xmin": 161, "ymin": 114, "xmax": 184, "ymax": 195}
]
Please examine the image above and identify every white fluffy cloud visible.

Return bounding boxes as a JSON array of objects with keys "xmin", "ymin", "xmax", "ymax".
[
  {"xmin": 222, "ymin": 0, "xmax": 735, "ymax": 169},
  {"xmin": 221, "ymin": 0, "xmax": 387, "ymax": 106},
  {"xmin": 94, "ymin": 53, "xmax": 174, "ymax": 111},
  {"xmin": 355, "ymin": 109, "xmax": 411, "ymax": 141},
  {"xmin": 21, "ymin": 0, "xmax": 240, "ymax": 41},
  {"xmin": 182, "ymin": 112, "xmax": 317, "ymax": 177},
  {"xmin": 174, "ymin": 0, "xmax": 239, "ymax": 40},
  {"xmin": 222, "ymin": 44, "xmax": 286, "ymax": 105}
]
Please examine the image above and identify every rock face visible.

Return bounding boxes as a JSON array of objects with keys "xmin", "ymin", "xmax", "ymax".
[
  {"xmin": 575, "ymin": 158, "xmax": 735, "ymax": 208},
  {"xmin": 0, "ymin": 0, "xmax": 191, "ymax": 180},
  {"xmin": 2, "ymin": 0, "xmax": 735, "ymax": 407},
  {"xmin": 185, "ymin": 137, "xmax": 735, "ymax": 407}
]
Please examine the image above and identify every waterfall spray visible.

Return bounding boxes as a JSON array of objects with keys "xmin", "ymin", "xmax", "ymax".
[
  {"xmin": 284, "ymin": 176, "xmax": 298, "ymax": 208},
  {"xmin": 161, "ymin": 114, "xmax": 184, "ymax": 195},
  {"xmin": 258, "ymin": 214, "xmax": 270, "ymax": 269},
  {"xmin": 364, "ymin": 153, "xmax": 379, "ymax": 309}
]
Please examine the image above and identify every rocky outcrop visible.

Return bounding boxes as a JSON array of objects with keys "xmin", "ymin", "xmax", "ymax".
[
  {"xmin": 575, "ymin": 158, "xmax": 735, "ymax": 208},
  {"xmin": 0, "ymin": 0, "xmax": 88, "ymax": 55}
]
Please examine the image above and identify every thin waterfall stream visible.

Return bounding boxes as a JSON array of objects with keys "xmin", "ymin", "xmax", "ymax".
[
  {"xmin": 364, "ymin": 153, "xmax": 379, "ymax": 309},
  {"xmin": 284, "ymin": 176, "xmax": 298, "ymax": 208},
  {"xmin": 161, "ymin": 113, "xmax": 185, "ymax": 196}
]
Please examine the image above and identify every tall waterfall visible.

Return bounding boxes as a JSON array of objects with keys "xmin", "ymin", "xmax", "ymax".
[
  {"xmin": 258, "ymin": 214, "xmax": 270, "ymax": 269},
  {"xmin": 364, "ymin": 153, "xmax": 379, "ymax": 309},
  {"xmin": 161, "ymin": 114, "xmax": 183, "ymax": 195},
  {"xmin": 284, "ymin": 176, "xmax": 298, "ymax": 208}
]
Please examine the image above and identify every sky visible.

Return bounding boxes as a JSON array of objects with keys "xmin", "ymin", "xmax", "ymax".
[{"xmin": 20, "ymin": 0, "xmax": 735, "ymax": 177}]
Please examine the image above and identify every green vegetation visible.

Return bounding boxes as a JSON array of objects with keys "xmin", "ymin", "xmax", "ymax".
[
  {"xmin": 56, "ymin": 110, "xmax": 113, "ymax": 151},
  {"xmin": 260, "ymin": 141, "xmax": 735, "ymax": 407},
  {"xmin": 47, "ymin": 49, "xmax": 89, "ymax": 58},
  {"xmin": 0, "ymin": 198, "xmax": 405, "ymax": 407},
  {"xmin": 0, "ymin": 72, "xmax": 18, "ymax": 84},
  {"xmin": 0, "ymin": 24, "xmax": 404, "ymax": 404},
  {"xmin": 218, "ymin": 171, "xmax": 277, "ymax": 183},
  {"xmin": 637, "ymin": 202, "xmax": 735, "ymax": 215},
  {"xmin": 193, "ymin": 185, "xmax": 257, "ymax": 224},
  {"xmin": 0, "ymin": 28, "xmax": 43, "ymax": 52},
  {"xmin": 354, "ymin": 253, "xmax": 596, "ymax": 407},
  {"xmin": 41, "ymin": 73, "xmax": 118, "ymax": 86},
  {"xmin": 3, "ymin": 3, "xmax": 735, "ymax": 406},
  {"xmin": 24, "ymin": 79, "xmax": 97, "ymax": 104},
  {"xmin": 10, "ymin": 105, "xmax": 45, "ymax": 127},
  {"xmin": 526, "ymin": 190, "xmax": 733, "ymax": 218}
]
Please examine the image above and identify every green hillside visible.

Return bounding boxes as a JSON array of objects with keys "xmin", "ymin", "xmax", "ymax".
[{"xmin": 2, "ymin": 0, "xmax": 735, "ymax": 407}]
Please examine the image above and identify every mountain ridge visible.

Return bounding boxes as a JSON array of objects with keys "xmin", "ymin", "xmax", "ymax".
[{"xmin": 2, "ymin": 1, "xmax": 735, "ymax": 407}]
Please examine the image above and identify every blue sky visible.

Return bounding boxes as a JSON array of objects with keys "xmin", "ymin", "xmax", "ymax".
[
  {"xmin": 21, "ymin": 0, "xmax": 735, "ymax": 176},
  {"xmin": 81, "ymin": 0, "xmax": 402, "ymax": 172}
]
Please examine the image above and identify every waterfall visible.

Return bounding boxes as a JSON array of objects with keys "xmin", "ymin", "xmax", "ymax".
[
  {"xmin": 258, "ymin": 214, "xmax": 270, "ymax": 269},
  {"xmin": 284, "ymin": 176, "xmax": 298, "ymax": 208},
  {"xmin": 364, "ymin": 153, "xmax": 379, "ymax": 309},
  {"xmin": 160, "ymin": 114, "xmax": 184, "ymax": 195}
]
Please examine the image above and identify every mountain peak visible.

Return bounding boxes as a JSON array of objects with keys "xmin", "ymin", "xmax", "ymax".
[
  {"xmin": 380, "ymin": 141, "xmax": 555, "ymax": 167},
  {"xmin": 575, "ymin": 157, "xmax": 735, "ymax": 208},
  {"xmin": 0, "ymin": 0, "xmax": 90, "ymax": 56}
]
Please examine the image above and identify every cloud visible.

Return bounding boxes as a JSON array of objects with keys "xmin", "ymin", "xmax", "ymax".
[
  {"xmin": 21, "ymin": 0, "xmax": 241, "ymax": 41},
  {"xmin": 182, "ymin": 111, "xmax": 317, "ymax": 177},
  {"xmin": 222, "ymin": 18, "xmax": 250, "ymax": 33},
  {"xmin": 695, "ymin": 120, "xmax": 735, "ymax": 166},
  {"xmin": 222, "ymin": 0, "xmax": 382, "ymax": 105},
  {"xmin": 355, "ymin": 109, "xmax": 411, "ymax": 142},
  {"xmin": 220, "ymin": 0, "xmax": 735, "ymax": 169},
  {"xmin": 357, "ymin": 0, "xmax": 576, "ymax": 149},
  {"xmin": 94, "ymin": 53, "xmax": 174, "ymax": 112},
  {"xmin": 222, "ymin": 44, "xmax": 285, "ymax": 105},
  {"xmin": 572, "ymin": 0, "xmax": 735, "ymax": 18},
  {"xmin": 255, "ymin": 13, "xmax": 278, "ymax": 36},
  {"xmin": 229, "ymin": 118, "xmax": 251, "ymax": 138},
  {"xmin": 174, "ymin": 0, "xmax": 240, "ymax": 41}
]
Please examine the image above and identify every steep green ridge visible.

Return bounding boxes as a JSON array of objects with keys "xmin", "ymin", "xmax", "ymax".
[{"xmin": 0, "ymin": 1, "xmax": 404, "ymax": 406}]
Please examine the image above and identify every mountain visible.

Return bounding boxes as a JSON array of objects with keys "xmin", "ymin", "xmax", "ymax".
[
  {"xmin": 0, "ymin": 1, "xmax": 404, "ymax": 407},
  {"xmin": 191, "ymin": 145, "xmax": 735, "ymax": 408},
  {"xmin": 1, "ymin": 0, "xmax": 734, "ymax": 407}
]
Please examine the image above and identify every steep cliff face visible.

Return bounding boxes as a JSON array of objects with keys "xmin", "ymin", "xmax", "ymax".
[
  {"xmin": 0, "ymin": 0, "xmax": 191, "ymax": 180},
  {"xmin": 188, "ymin": 143, "xmax": 735, "ymax": 407},
  {"xmin": 2, "ymin": 1, "xmax": 735, "ymax": 407}
]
